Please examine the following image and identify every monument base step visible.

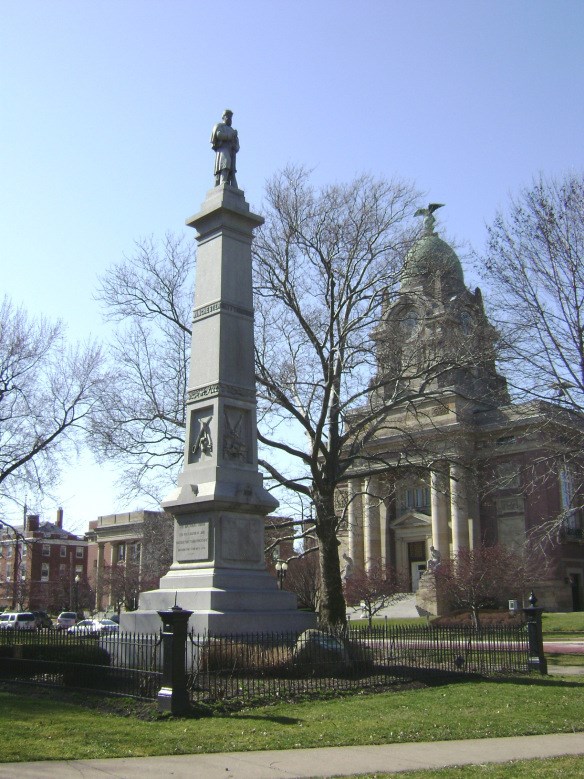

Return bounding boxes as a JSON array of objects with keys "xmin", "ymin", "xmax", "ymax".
[
  {"xmin": 139, "ymin": 584, "xmax": 299, "ymax": 613},
  {"xmin": 120, "ymin": 602, "xmax": 317, "ymax": 635}
]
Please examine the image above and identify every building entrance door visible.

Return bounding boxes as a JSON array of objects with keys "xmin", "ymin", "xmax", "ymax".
[
  {"xmin": 570, "ymin": 574, "xmax": 582, "ymax": 611},
  {"xmin": 411, "ymin": 561, "xmax": 427, "ymax": 592},
  {"xmin": 408, "ymin": 540, "xmax": 427, "ymax": 592}
]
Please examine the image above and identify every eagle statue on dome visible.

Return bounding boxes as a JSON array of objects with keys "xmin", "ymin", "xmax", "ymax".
[{"xmin": 415, "ymin": 203, "xmax": 445, "ymax": 235}]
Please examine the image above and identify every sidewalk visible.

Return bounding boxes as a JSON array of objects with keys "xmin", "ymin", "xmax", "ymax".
[
  {"xmin": 548, "ymin": 664, "xmax": 584, "ymax": 674},
  {"xmin": 1, "ymin": 733, "xmax": 583, "ymax": 778}
]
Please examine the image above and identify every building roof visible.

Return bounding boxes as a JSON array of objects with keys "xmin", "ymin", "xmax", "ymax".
[
  {"xmin": 401, "ymin": 232, "xmax": 465, "ymax": 297},
  {"xmin": 0, "ymin": 521, "xmax": 83, "ymax": 542}
]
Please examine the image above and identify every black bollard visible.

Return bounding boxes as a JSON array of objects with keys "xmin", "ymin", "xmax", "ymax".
[
  {"xmin": 157, "ymin": 605, "xmax": 193, "ymax": 715},
  {"xmin": 522, "ymin": 591, "xmax": 547, "ymax": 675}
]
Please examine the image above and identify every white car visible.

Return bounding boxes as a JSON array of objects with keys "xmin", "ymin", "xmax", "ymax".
[
  {"xmin": 0, "ymin": 612, "xmax": 37, "ymax": 631},
  {"xmin": 67, "ymin": 618, "xmax": 119, "ymax": 636},
  {"xmin": 67, "ymin": 619, "xmax": 101, "ymax": 636},
  {"xmin": 97, "ymin": 619, "xmax": 120, "ymax": 634},
  {"xmin": 56, "ymin": 611, "xmax": 77, "ymax": 631}
]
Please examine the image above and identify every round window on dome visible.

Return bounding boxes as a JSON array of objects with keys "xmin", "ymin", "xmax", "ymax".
[{"xmin": 401, "ymin": 309, "xmax": 419, "ymax": 337}]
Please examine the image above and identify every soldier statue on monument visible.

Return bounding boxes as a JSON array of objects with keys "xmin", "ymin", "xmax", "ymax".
[{"xmin": 211, "ymin": 109, "xmax": 239, "ymax": 187}]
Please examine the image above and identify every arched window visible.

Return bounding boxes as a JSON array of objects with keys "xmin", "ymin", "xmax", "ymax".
[{"xmin": 460, "ymin": 310, "xmax": 472, "ymax": 334}]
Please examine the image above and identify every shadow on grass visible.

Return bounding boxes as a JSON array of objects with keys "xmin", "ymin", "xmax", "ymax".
[
  {"xmin": 0, "ymin": 683, "xmax": 305, "ymax": 723},
  {"xmin": 187, "ymin": 706, "xmax": 300, "ymax": 724},
  {"xmin": 390, "ymin": 666, "xmax": 584, "ymax": 690},
  {"xmin": 3, "ymin": 668, "xmax": 583, "ymax": 722}
]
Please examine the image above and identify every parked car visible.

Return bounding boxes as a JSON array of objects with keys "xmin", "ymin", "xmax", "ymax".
[
  {"xmin": 67, "ymin": 618, "xmax": 119, "ymax": 636},
  {"xmin": 0, "ymin": 612, "xmax": 37, "ymax": 631},
  {"xmin": 32, "ymin": 611, "xmax": 53, "ymax": 629},
  {"xmin": 67, "ymin": 619, "xmax": 101, "ymax": 636},
  {"xmin": 56, "ymin": 611, "xmax": 77, "ymax": 631},
  {"xmin": 97, "ymin": 619, "xmax": 119, "ymax": 634}
]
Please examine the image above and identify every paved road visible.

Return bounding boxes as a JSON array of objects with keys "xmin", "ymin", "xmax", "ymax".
[{"xmin": 1, "ymin": 733, "xmax": 583, "ymax": 778}]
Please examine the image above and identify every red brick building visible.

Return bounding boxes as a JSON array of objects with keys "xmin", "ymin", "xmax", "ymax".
[{"xmin": 0, "ymin": 509, "xmax": 89, "ymax": 613}]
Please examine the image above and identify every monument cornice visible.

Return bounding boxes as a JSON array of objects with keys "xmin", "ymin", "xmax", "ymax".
[
  {"xmin": 186, "ymin": 186, "xmax": 264, "ymax": 239},
  {"xmin": 188, "ymin": 381, "xmax": 256, "ymax": 403},
  {"xmin": 193, "ymin": 300, "xmax": 254, "ymax": 322}
]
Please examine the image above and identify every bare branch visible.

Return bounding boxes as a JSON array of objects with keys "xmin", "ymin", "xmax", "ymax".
[{"xmin": 0, "ymin": 296, "xmax": 105, "ymax": 512}]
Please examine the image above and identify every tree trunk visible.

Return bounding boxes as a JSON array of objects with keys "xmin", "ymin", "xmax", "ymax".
[{"xmin": 316, "ymin": 515, "xmax": 347, "ymax": 629}]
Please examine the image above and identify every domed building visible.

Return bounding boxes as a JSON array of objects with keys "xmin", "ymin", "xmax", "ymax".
[{"xmin": 338, "ymin": 206, "xmax": 584, "ymax": 613}]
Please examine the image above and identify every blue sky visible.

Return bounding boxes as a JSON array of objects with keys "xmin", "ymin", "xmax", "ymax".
[{"xmin": 2, "ymin": 0, "xmax": 583, "ymax": 533}]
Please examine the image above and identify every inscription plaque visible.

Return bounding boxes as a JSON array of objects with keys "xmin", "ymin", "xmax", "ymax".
[
  {"xmin": 175, "ymin": 520, "xmax": 210, "ymax": 562},
  {"xmin": 221, "ymin": 515, "xmax": 262, "ymax": 562}
]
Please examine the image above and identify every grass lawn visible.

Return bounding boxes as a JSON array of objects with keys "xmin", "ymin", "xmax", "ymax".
[
  {"xmin": 1, "ymin": 674, "xmax": 583, "ymax": 763},
  {"xmin": 546, "ymin": 652, "xmax": 584, "ymax": 667},
  {"xmin": 342, "ymin": 755, "xmax": 584, "ymax": 778},
  {"xmin": 541, "ymin": 613, "xmax": 584, "ymax": 639},
  {"xmin": 359, "ymin": 612, "xmax": 583, "ymax": 637}
]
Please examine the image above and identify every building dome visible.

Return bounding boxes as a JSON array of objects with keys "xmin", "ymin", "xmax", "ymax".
[{"xmin": 401, "ymin": 233, "xmax": 465, "ymax": 293}]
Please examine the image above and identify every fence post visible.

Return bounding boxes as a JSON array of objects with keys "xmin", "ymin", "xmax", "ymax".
[
  {"xmin": 157, "ymin": 605, "xmax": 193, "ymax": 714},
  {"xmin": 522, "ymin": 591, "xmax": 547, "ymax": 675}
]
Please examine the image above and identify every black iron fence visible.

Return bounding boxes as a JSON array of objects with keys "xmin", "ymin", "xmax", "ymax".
[
  {"xmin": 186, "ymin": 623, "xmax": 531, "ymax": 704},
  {"xmin": 0, "ymin": 629, "xmax": 162, "ymax": 699},
  {"xmin": 0, "ymin": 621, "xmax": 532, "ymax": 706}
]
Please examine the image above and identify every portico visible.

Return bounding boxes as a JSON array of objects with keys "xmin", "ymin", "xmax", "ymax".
[{"xmin": 342, "ymin": 459, "xmax": 472, "ymax": 590}]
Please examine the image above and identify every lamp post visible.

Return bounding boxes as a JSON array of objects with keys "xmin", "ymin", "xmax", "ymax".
[
  {"xmin": 74, "ymin": 574, "xmax": 80, "ymax": 615},
  {"xmin": 275, "ymin": 560, "xmax": 288, "ymax": 589}
]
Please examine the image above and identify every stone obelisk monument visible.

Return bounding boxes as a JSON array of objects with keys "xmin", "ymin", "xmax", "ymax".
[{"xmin": 122, "ymin": 111, "xmax": 315, "ymax": 634}]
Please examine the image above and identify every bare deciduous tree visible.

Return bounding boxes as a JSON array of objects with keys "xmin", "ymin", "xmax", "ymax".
[
  {"xmin": 253, "ymin": 166, "xmax": 421, "ymax": 627},
  {"xmin": 95, "ymin": 172, "xmax": 488, "ymax": 629},
  {"xmin": 483, "ymin": 173, "xmax": 584, "ymax": 537},
  {"xmin": 0, "ymin": 296, "xmax": 104, "ymax": 522},
  {"xmin": 91, "ymin": 234, "xmax": 194, "ymax": 502},
  {"xmin": 432, "ymin": 544, "xmax": 543, "ymax": 630},
  {"xmin": 484, "ymin": 173, "xmax": 584, "ymax": 410},
  {"xmin": 280, "ymin": 550, "xmax": 321, "ymax": 613}
]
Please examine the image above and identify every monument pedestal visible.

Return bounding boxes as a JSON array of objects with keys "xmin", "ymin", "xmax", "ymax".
[
  {"xmin": 122, "ymin": 508, "xmax": 316, "ymax": 635},
  {"xmin": 121, "ymin": 179, "xmax": 316, "ymax": 636},
  {"xmin": 415, "ymin": 570, "xmax": 448, "ymax": 618}
]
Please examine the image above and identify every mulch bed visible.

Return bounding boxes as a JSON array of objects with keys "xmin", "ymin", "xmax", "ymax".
[{"xmin": 431, "ymin": 610, "xmax": 523, "ymax": 627}]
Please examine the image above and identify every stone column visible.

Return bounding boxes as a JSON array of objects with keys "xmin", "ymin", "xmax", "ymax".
[
  {"xmin": 347, "ymin": 478, "xmax": 364, "ymax": 572},
  {"xmin": 466, "ymin": 470, "xmax": 481, "ymax": 550},
  {"xmin": 95, "ymin": 542, "xmax": 105, "ymax": 612},
  {"xmin": 347, "ymin": 478, "xmax": 357, "ymax": 568},
  {"xmin": 450, "ymin": 462, "xmax": 469, "ymax": 554},
  {"xmin": 379, "ymin": 488, "xmax": 388, "ymax": 568},
  {"xmin": 363, "ymin": 476, "xmax": 381, "ymax": 572},
  {"xmin": 430, "ymin": 466, "xmax": 449, "ymax": 556}
]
